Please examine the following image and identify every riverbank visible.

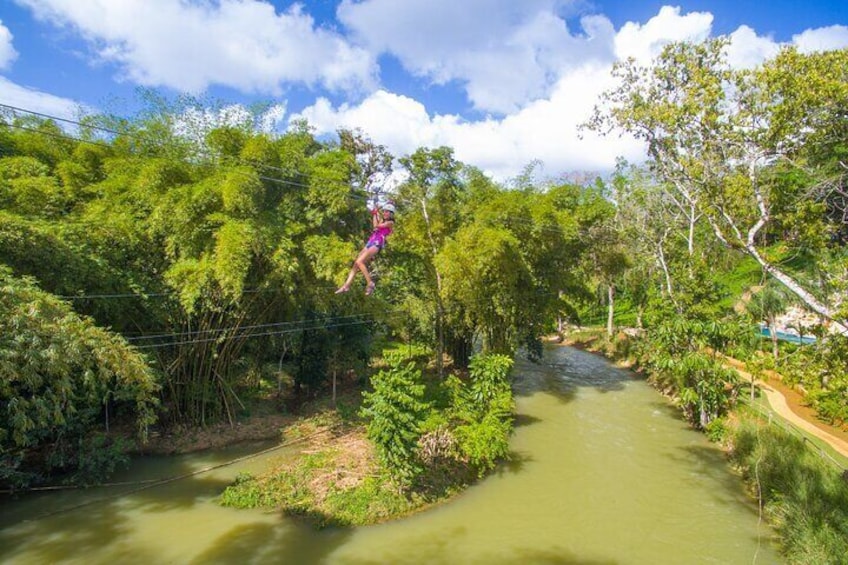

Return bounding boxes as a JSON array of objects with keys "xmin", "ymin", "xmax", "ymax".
[
  {"xmin": 136, "ymin": 383, "xmax": 364, "ymax": 456},
  {"xmin": 560, "ymin": 327, "xmax": 848, "ymax": 457}
]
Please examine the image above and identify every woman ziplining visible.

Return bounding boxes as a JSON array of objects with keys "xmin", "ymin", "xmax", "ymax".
[{"xmin": 336, "ymin": 199, "xmax": 396, "ymax": 296}]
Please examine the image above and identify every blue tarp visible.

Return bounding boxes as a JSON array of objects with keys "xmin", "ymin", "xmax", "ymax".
[{"xmin": 758, "ymin": 326, "xmax": 817, "ymax": 345}]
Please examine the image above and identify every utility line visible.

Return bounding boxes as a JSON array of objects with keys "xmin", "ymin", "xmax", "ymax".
[
  {"xmin": 3, "ymin": 122, "xmax": 113, "ymax": 150},
  {"xmin": 93, "ymin": 285, "xmax": 561, "ymax": 344},
  {"xmin": 11, "ymin": 427, "xmax": 334, "ymax": 522},
  {"xmin": 126, "ymin": 311, "xmax": 395, "ymax": 342},
  {"xmin": 1, "ymin": 103, "xmax": 373, "ymax": 198},
  {"xmin": 133, "ymin": 314, "xmax": 404, "ymax": 350},
  {"xmin": 57, "ymin": 286, "xmax": 288, "ymax": 300}
]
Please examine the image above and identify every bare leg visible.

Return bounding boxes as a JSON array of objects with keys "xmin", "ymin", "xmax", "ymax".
[
  {"xmin": 354, "ymin": 247, "xmax": 380, "ymax": 292},
  {"xmin": 336, "ymin": 246, "xmax": 379, "ymax": 293}
]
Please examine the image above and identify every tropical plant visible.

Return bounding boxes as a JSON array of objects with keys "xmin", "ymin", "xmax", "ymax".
[
  {"xmin": 0, "ymin": 269, "xmax": 159, "ymax": 488},
  {"xmin": 360, "ymin": 362, "xmax": 430, "ymax": 487}
]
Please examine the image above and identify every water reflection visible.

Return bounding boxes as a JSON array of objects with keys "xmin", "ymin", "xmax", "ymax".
[{"xmin": 512, "ymin": 345, "xmax": 630, "ymax": 398}]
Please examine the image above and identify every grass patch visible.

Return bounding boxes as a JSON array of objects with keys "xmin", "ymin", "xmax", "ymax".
[
  {"xmin": 728, "ymin": 409, "xmax": 848, "ymax": 564},
  {"xmin": 218, "ymin": 427, "xmax": 422, "ymax": 527},
  {"xmin": 716, "ymin": 254, "xmax": 763, "ymax": 312},
  {"xmin": 219, "ymin": 350, "xmax": 514, "ymax": 528}
]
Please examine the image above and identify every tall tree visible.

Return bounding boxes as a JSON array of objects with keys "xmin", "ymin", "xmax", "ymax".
[{"xmin": 588, "ymin": 40, "xmax": 848, "ymax": 332}]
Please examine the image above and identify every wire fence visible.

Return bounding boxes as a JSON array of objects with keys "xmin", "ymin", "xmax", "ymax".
[{"xmin": 738, "ymin": 393, "xmax": 848, "ymax": 475}]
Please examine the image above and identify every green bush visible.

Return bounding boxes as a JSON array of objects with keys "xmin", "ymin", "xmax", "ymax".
[
  {"xmin": 448, "ymin": 354, "xmax": 514, "ymax": 474},
  {"xmin": 782, "ymin": 335, "xmax": 848, "ymax": 425},
  {"xmin": 636, "ymin": 316, "xmax": 742, "ymax": 429},
  {"xmin": 360, "ymin": 362, "xmax": 430, "ymax": 486}
]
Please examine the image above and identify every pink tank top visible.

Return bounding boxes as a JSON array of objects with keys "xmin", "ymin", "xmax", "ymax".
[
  {"xmin": 367, "ymin": 224, "xmax": 393, "ymax": 248},
  {"xmin": 372, "ymin": 225, "xmax": 393, "ymax": 239}
]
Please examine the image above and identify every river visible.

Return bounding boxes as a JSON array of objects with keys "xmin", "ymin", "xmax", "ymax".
[{"xmin": 0, "ymin": 345, "xmax": 781, "ymax": 563}]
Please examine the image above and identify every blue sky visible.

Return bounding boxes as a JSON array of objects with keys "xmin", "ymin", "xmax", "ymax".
[{"xmin": 0, "ymin": 1, "xmax": 846, "ymax": 182}]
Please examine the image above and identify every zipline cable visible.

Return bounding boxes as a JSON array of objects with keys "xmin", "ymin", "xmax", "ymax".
[
  {"xmin": 133, "ymin": 313, "xmax": 405, "ymax": 350},
  {"xmin": 126, "ymin": 310, "xmax": 402, "ymax": 342},
  {"xmin": 0, "ymin": 103, "xmax": 373, "ymax": 198}
]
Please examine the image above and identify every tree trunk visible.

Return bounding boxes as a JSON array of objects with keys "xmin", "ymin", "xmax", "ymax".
[
  {"xmin": 557, "ymin": 290, "xmax": 565, "ymax": 334},
  {"xmin": 421, "ymin": 197, "xmax": 445, "ymax": 378},
  {"xmin": 746, "ymin": 244, "xmax": 848, "ymax": 334},
  {"xmin": 607, "ymin": 284, "xmax": 615, "ymax": 337}
]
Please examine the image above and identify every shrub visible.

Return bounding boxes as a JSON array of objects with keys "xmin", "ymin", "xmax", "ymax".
[
  {"xmin": 449, "ymin": 354, "xmax": 514, "ymax": 474},
  {"xmin": 0, "ymin": 270, "xmax": 159, "ymax": 488},
  {"xmin": 360, "ymin": 362, "xmax": 430, "ymax": 487}
]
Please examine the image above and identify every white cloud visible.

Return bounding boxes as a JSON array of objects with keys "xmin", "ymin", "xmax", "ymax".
[
  {"xmin": 338, "ymin": 0, "xmax": 613, "ymax": 115},
  {"xmin": 614, "ymin": 5, "xmax": 713, "ymax": 63},
  {"xmin": 293, "ymin": 63, "xmax": 645, "ymax": 183},
  {"xmin": 0, "ymin": 76, "xmax": 81, "ymax": 118},
  {"xmin": 0, "ymin": 20, "xmax": 18, "ymax": 70},
  {"xmin": 725, "ymin": 25, "xmax": 780, "ymax": 69},
  {"xmin": 15, "ymin": 0, "xmax": 377, "ymax": 94},
  {"xmin": 173, "ymin": 103, "xmax": 288, "ymax": 145},
  {"xmin": 8, "ymin": 1, "xmax": 847, "ymax": 186},
  {"xmin": 296, "ymin": 4, "xmax": 737, "ymax": 180},
  {"xmin": 793, "ymin": 25, "xmax": 848, "ymax": 53}
]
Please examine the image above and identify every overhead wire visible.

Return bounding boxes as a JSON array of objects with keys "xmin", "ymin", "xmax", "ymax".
[
  {"xmin": 133, "ymin": 312, "xmax": 406, "ymax": 350},
  {"xmin": 100, "ymin": 280, "xmax": 564, "ymax": 348},
  {"xmin": 56, "ymin": 286, "xmax": 290, "ymax": 300},
  {"xmin": 0, "ymin": 102, "xmax": 372, "ymax": 202},
  {"xmin": 3, "ymin": 103, "xmax": 587, "ymax": 319},
  {"xmin": 126, "ymin": 311, "xmax": 395, "ymax": 343}
]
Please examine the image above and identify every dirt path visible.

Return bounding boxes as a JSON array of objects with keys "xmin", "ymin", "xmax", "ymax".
[{"xmin": 723, "ymin": 357, "xmax": 848, "ymax": 460}]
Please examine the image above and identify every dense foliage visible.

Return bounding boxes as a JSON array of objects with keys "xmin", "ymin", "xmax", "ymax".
[
  {"xmin": 0, "ymin": 268, "xmax": 158, "ymax": 487},
  {"xmin": 361, "ymin": 353, "xmax": 514, "ymax": 487},
  {"xmin": 220, "ymin": 352, "xmax": 515, "ymax": 525},
  {"xmin": 0, "ymin": 95, "xmax": 597, "ymax": 487},
  {"xmin": 361, "ymin": 361, "xmax": 430, "ymax": 485}
]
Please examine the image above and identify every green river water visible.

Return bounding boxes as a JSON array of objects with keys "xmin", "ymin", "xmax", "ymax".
[{"xmin": 0, "ymin": 345, "xmax": 782, "ymax": 564}]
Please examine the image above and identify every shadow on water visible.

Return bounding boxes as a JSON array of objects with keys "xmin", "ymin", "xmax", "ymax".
[
  {"xmin": 512, "ymin": 345, "xmax": 631, "ymax": 401},
  {"xmin": 649, "ymin": 400, "xmax": 685, "ymax": 421},
  {"xmin": 513, "ymin": 413, "xmax": 543, "ymax": 428},
  {"xmin": 486, "ymin": 548, "xmax": 617, "ymax": 565},
  {"xmin": 494, "ymin": 450, "xmax": 534, "ymax": 477},
  {"xmin": 288, "ymin": 525, "xmax": 620, "ymax": 565},
  {"xmin": 0, "ymin": 490, "xmax": 149, "ymax": 562},
  {"xmin": 669, "ymin": 444, "xmax": 758, "ymax": 515},
  {"xmin": 191, "ymin": 517, "xmax": 354, "ymax": 564},
  {"xmin": 0, "ymin": 441, "xmax": 280, "ymax": 560}
]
